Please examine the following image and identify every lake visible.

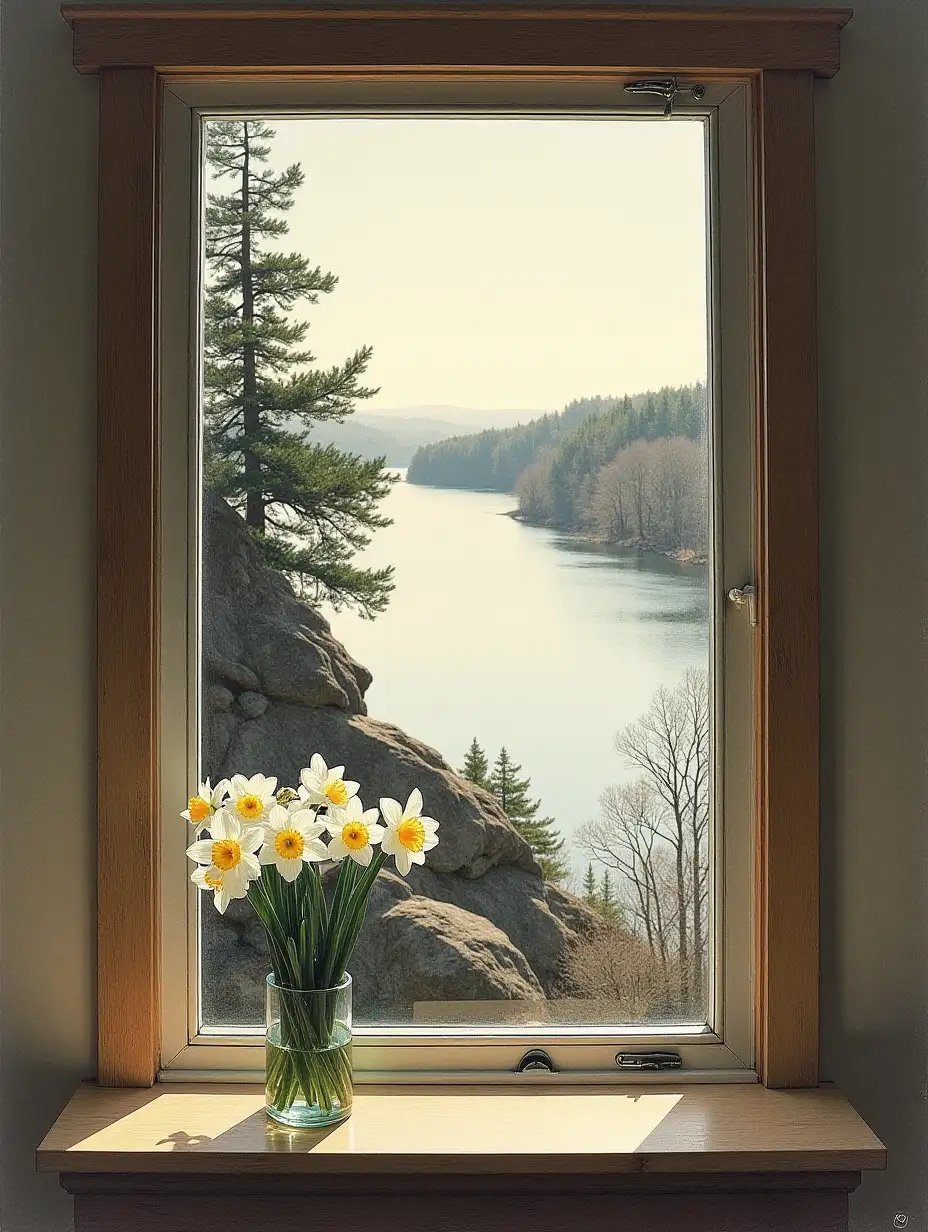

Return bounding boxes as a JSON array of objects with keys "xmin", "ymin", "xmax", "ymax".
[{"xmin": 326, "ymin": 473, "xmax": 709, "ymax": 880}]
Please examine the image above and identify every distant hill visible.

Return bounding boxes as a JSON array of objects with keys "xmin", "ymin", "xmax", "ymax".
[
  {"xmin": 305, "ymin": 407, "xmax": 549, "ymax": 466},
  {"xmin": 405, "ymin": 396, "xmax": 620, "ymax": 491},
  {"xmin": 406, "ymin": 385, "xmax": 707, "ymax": 503},
  {"xmin": 365, "ymin": 406, "xmax": 542, "ymax": 431}
]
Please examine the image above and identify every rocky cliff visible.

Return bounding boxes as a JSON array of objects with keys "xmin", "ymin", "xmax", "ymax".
[{"xmin": 200, "ymin": 494, "xmax": 597, "ymax": 1025}]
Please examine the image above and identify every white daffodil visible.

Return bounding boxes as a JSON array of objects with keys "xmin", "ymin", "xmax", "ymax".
[
  {"xmin": 324, "ymin": 796, "xmax": 384, "ymax": 868},
  {"xmin": 181, "ymin": 778, "xmax": 230, "ymax": 834},
  {"xmin": 186, "ymin": 809, "xmax": 264, "ymax": 910},
  {"xmin": 258, "ymin": 805, "xmax": 328, "ymax": 883},
  {"xmin": 299, "ymin": 754, "xmax": 359, "ymax": 811},
  {"xmin": 191, "ymin": 864, "xmax": 233, "ymax": 914},
  {"xmin": 227, "ymin": 773, "xmax": 278, "ymax": 825},
  {"xmin": 380, "ymin": 789, "xmax": 439, "ymax": 876}
]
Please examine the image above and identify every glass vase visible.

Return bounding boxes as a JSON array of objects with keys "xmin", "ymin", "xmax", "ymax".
[{"xmin": 265, "ymin": 972, "xmax": 353, "ymax": 1128}]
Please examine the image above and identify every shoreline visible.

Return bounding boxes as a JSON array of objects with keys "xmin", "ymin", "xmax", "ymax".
[{"xmin": 503, "ymin": 508, "xmax": 708, "ymax": 567}]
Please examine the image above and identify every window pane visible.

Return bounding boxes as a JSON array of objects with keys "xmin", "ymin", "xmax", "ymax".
[{"xmin": 197, "ymin": 113, "xmax": 712, "ymax": 1034}]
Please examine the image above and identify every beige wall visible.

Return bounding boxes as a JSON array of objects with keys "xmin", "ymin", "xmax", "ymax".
[{"xmin": 1, "ymin": 1, "xmax": 925, "ymax": 1229}]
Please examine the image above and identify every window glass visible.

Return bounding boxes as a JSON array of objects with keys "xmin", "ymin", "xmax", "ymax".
[{"xmin": 198, "ymin": 113, "xmax": 712, "ymax": 1033}]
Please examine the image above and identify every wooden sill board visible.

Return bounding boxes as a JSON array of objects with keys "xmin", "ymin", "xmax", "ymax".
[{"xmin": 37, "ymin": 1082, "xmax": 886, "ymax": 1176}]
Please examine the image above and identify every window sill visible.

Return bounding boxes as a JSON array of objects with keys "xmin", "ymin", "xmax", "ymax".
[{"xmin": 38, "ymin": 1081, "xmax": 885, "ymax": 1179}]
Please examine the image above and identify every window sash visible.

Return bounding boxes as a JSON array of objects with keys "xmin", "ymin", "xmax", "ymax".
[{"xmin": 159, "ymin": 79, "xmax": 756, "ymax": 1081}]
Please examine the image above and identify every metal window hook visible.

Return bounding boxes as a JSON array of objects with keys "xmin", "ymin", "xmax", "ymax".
[{"xmin": 624, "ymin": 77, "xmax": 706, "ymax": 117}]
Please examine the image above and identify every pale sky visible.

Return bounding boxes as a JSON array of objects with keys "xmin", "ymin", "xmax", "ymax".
[{"xmin": 243, "ymin": 116, "xmax": 708, "ymax": 412}]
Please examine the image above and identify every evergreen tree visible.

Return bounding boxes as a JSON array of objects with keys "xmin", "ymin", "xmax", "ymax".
[
  {"xmin": 583, "ymin": 863, "xmax": 599, "ymax": 908},
  {"xmin": 460, "ymin": 738, "xmax": 490, "ymax": 789},
  {"xmin": 489, "ymin": 747, "xmax": 569, "ymax": 884},
  {"xmin": 204, "ymin": 119, "xmax": 395, "ymax": 616},
  {"xmin": 599, "ymin": 870, "xmax": 619, "ymax": 922}
]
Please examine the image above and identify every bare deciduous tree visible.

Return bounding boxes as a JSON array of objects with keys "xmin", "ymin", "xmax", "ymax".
[
  {"xmin": 583, "ymin": 436, "xmax": 707, "ymax": 553},
  {"xmin": 576, "ymin": 668, "xmax": 710, "ymax": 1019}
]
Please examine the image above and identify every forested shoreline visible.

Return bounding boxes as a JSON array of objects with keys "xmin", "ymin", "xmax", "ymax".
[{"xmin": 407, "ymin": 384, "xmax": 709, "ymax": 560}]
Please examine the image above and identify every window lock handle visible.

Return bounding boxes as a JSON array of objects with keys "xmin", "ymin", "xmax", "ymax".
[{"xmin": 727, "ymin": 582, "xmax": 758, "ymax": 627}]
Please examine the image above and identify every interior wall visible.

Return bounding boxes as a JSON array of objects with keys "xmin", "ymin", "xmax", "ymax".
[{"xmin": 1, "ymin": 2, "xmax": 925, "ymax": 1230}]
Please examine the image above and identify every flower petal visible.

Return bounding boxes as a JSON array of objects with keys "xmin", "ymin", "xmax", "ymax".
[
  {"xmin": 405, "ymin": 788, "xmax": 423, "ymax": 819},
  {"xmin": 240, "ymin": 851, "xmax": 261, "ymax": 880},
  {"xmin": 265, "ymin": 805, "xmax": 288, "ymax": 832},
  {"xmin": 186, "ymin": 839, "xmax": 215, "ymax": 864},
  {"xmin": 379, "ymin": 797, "xmax": 403, "ymax": 826},
  {"xmin": 394, "ymin": 846, "xmax": 413, "ymax": 876},
  {"xmin": 259, "ymin": 845, "xmax": 277, "ymax": 865},
  {"xmin": 367, "ymin": 824, "xmax": 385, "ymax": 845},
  {"xmin": 209, "ymin": 809, "xmax": 237, "ymax": 841},
  {"xmin": 302, "ymin": 839, "xmax": 329, "ymax": 863},
  {"xmin": 214, "ymin": 886, "xmax": 231, "ymax": 914},
  {"xmin": 230, "ymin": 774, "xmax": 250, "ymax": 797},
  {"xmin": 381, "ymin": 830, "xmax": 399, "ymax": 856},
  {"xmin": 277, "ymin": 857, "xmax": 302, "ymax": 883},
  {"xmin": 240, "ymin": 825, "xmax": 265, "ymax": 854},
  {"xmin": 211, "ymin": 779, "xmax": 231, "ymax": 806},
  {"xmin": 327, "ymin": 837, "xmax": 349, "ymax": 862},
  {"xmin": 349, "ymin": 845, "xmax": 373, "ymax": 868}
]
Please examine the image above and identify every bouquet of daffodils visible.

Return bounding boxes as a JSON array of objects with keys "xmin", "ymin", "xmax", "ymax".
[{"xmin": 184, "ymin": 754, "xmax": 439, "ymax": 1118}]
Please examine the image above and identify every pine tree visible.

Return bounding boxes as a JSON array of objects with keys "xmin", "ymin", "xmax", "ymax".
[
  {"xmin": 599, "ymin": 870, "xmax": 619, "ymax": 922},
  {"xmin": 489, "ymin": 747, "xmax": 569, "ymax": 885},
  {"xmin": 204, "ymin": 119, "xmax": 395, "ymax": 617},
  {"xmin": 583, "ymin": 863, "xmax": 599, "ymax": 907},
  {"xmin": 460, "ymin": 738, "xmax": 490, "ymax": 789}
]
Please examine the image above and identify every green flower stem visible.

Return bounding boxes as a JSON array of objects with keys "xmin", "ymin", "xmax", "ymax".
[{"xmin": 235, "ymin": 806, "xmax": 404, "ymax": 1118}]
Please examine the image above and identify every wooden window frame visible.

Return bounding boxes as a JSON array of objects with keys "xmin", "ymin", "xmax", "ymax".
[{"xmin": 63, "ymin": 3, "xmax": 850, "ymax": 1089}]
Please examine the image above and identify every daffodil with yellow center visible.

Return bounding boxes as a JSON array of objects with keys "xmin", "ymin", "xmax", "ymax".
[
  {"xmin": 186, "ymin": 809, "xmax": 264, "ymax": 912},
  {"xmin": 191, "ymin": 864, "xmax": 231, "ymax": 913},
  {"xmin": 380, "ymin": 789, "xmax": 440, "ymax": 876},
  {"xmin": 227, "ymin": 773, "xmax": 277, "ymax": 825},
  {"xmin": 181, "ymin": 777, "xmax": 230, "ymax": 835},
  {"xmin": 259, "ymin": 805, "xmax": 328, "ymax": 882},
  {"xmin": 299, "ymin": 754, "xmax": 359, "ymax": 812},
  {"xmin": 324, "ymin": 797, "xmax": 384, "ymax": 868}
]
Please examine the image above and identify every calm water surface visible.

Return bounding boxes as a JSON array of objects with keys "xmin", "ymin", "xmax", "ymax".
[{"xmin": 326, "ymin": 474, "xmax": 709, "ymax": 877}]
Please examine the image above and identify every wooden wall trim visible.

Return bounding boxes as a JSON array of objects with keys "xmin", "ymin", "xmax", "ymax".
[
  {"xmin": 78, "ymin": 11, "xmax": 838, "ymax": 1088},
  {"xmin": 62, "ymin": 6, "xmax": 851, "ymax": 78},
  {"xmin": 96, "ymin": 66, "xmax": 162, "ymax": 1087},
  {"xmin": 754, "ymin": 69, "xmax": 820, "ymax": 1087}
]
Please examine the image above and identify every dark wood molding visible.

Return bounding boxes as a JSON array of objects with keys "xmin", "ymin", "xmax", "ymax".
[
  {"xmin": 96, "ymin": 66, "xmax": 162, "ymax": 1087},
  {"xmin": 754, "ymin": 69, "xmax": 821, "ymax": 1088},
  {"xmin": 62, "ymin": 6, "xmax": 851, "ymax": 77}
]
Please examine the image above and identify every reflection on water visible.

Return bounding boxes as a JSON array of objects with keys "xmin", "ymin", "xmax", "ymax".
[{"xmin": 325, "ymin": 474, "xmax": 709, "ymax": 875}]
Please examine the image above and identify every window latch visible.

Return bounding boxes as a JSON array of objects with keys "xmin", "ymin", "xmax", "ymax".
[
  {"xmin": 615, "ymin": 1051, "xmax": 683, "ymax": 1072},
  {"xmin": 624, "ymin": 77, "xmax": 706, "ymax": 117},
  {"xmin": 727, "ymin": 582, "xmax": 758, "ymax": 627},
  {"xmin": 516, "ymin": 1048, "xmax": 558, "ymax": 1074}
]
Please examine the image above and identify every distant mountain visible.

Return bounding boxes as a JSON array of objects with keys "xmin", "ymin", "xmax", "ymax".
[
  {"xmin": 304, "ymin": 407, "xmax": 550, "ymax": 466},
  {"xmin": 362, "ymin": 406, "xmax": 544, "ymax": 431}
]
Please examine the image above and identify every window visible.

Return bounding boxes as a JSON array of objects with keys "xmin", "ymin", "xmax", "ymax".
[
  {"xmin": 159, "ymin": 79, "xmax": 756, "ymax": 1079},
  {"xmin": 76, "ymin": 4, "xmax": 839, "ymax": 1091}
]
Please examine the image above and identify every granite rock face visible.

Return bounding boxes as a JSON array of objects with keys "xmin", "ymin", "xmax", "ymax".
[{"xmin": 200, "ymin": 495, "xmax": 598, "ymax": 1024}]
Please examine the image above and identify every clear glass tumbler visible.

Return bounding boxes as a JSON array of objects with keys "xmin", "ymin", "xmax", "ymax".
[{"xmin": 265, "ymin": 972, "xmax": 353, "ymax": 1128}]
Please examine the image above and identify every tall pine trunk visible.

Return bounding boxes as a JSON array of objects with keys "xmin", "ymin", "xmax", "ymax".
[{"xmin": 240, "ymin": 126, "xmax": 265, "ymax": 534}]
